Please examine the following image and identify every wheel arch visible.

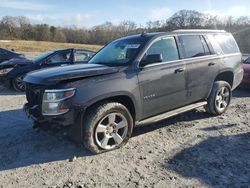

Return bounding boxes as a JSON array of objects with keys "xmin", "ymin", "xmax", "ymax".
[
  {"xmin": 206, "ymin": 70, "xmax": 234, "ymax": 99},
  {"xmin": 84, "ymin": 93, "xmax": 138, "ymax": 121},
  {"xmin": 214, "ymin": 70, "xmax": 234, "ymax": 87}
]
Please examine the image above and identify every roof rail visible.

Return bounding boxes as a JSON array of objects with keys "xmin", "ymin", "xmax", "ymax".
[{"xmin": 173, "ymin": 29, "xmax": 226, "ymax": 33}]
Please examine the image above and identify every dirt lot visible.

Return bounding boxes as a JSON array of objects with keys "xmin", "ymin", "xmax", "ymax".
[{"xmin": 0, "ymin": 88, "xmax": 249, "ymax": 188}]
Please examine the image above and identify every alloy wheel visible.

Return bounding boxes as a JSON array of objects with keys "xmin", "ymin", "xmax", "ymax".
[
  {"xmin": 14, "ymin": 75, "xmax": 25, "ymax": 91},
  {"xmin": 95, "ymin": 112, "xmax": 128, "ymax": 150},
  {"xmin": 215, "ymin": 86, "xmax": 230, "ymax": 111}
]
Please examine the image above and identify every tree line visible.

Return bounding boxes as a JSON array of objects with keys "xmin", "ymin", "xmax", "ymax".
[{"xmin": 0, "ymin": 10, "xmax": 250, "ymax": 53}]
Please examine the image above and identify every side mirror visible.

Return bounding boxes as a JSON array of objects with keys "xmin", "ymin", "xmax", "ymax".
[{"xmin": 140, "ymin": 54, "xmax": 163, "ymax": 67}]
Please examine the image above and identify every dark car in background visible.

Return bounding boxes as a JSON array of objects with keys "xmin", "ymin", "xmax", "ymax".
[
  {"xmin": 0, "ymin": 48, "xmax": 25, "ymax": 63},
  {"xmin": 242, "ymin": 56, "xmax": 250, "ymax": 87},
  {"xmin": 0, "ymin": 48, "xmax": 95, "ymax": 91}
]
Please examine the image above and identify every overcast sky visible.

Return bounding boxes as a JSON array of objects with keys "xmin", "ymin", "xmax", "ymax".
[{"xmin": 0, "ymin": 0, "xmax": 249, "ymax": 28}]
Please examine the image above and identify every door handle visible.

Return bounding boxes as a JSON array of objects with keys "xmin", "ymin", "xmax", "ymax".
[
  {"xmin": 208, "ymin": 62, "xmax": 216, "ymax": 66},
  {"xmin": 175, "ymin": 68, "xmax": 185, "ymax": 73}
]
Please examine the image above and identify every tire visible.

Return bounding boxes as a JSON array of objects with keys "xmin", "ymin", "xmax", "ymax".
[
  {"xmin": 83, "ymin": 102, "xmax": 134, "ymax": 154},
  {"xmin": 12, "ymin": 74, "xmax": 26, "ymax": 92},
  {"xmin": 205, "ymin": 81, "xmax": 232, "ymax": 115}
]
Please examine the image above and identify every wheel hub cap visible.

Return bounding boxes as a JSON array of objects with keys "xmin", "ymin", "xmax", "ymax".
[{"xmin": 106, "ymin": 126, "xmax": 114, "ymax": 134}]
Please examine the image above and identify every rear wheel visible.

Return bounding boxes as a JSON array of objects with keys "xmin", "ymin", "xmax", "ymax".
[
  {"xmin": 83, "ymin": 102, "xmax": 133, "ymax": 154},
  {"xmin": 12, "ymin": 74, "xmax": 26, "ymax": 92},
  {"xmin": 205, "ymin": 81, "xmax": 232, "ymax": 115}
]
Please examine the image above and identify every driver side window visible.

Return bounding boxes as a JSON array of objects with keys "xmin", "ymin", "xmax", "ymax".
[
  {"xmin": 47, "ymin": 51, "xmax": 71, "ymax": 64},
  {"xmin": 147, "ymin": 37, "xmax": 179, "ymax": 62}
]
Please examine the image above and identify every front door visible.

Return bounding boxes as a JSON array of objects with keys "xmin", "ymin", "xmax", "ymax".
[{"xmin": 137, "ymin": 36, "xmax": 188, "ymax": 119}]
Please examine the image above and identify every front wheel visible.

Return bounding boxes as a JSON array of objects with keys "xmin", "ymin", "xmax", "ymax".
[
  {"xmin": 205, "ymin": 81, "xmax": 232, "ymax": 115},
  {"xmin": 12, "ymin": 74, "xmax": 26, "ymax": 92},
  {"xmin": 83, "ymin": 102, "xmax": 133, "ymax": 154}
]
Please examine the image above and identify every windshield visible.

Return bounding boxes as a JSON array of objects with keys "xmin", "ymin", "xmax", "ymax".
[
  {"xmin": 89, "ymin": 39, "xmax": 144, "ymax": 65},
  {"xmin": 33, "ymin": 51, "xmax": 54, "ymax": 63}
]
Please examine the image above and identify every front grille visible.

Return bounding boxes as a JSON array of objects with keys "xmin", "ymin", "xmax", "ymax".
[{"xmin": 25, "ymin": 83, "xmax": 44, "ymax": 106}]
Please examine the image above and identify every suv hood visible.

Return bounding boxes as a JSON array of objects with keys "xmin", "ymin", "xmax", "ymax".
[
  {"xmin": 23, "ymin": 63, "xmax": 120, "ymax": 85},
  {"xmin": 0, "ymin": 58, "xmax": 32, "ymax": 69}
]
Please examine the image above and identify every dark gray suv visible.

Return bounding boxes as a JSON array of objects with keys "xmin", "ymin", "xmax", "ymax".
[{"xmin": 23, "ymin": 30, "xmax": 243, "ymax": 153}]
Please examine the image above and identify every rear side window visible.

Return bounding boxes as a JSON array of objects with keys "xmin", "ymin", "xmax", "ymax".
[
  {"xmin": 213, "ymin": 34, "xmax": 239, "ymax": 54},
  {"xmin": 74, "ymin": 51, "xmax": 94, "ymax": 62},
  {"xmin": 206, "ymin": 34, "xmax": 222, "ymax": 54},
  {"xmin": 147, "ymin": 37, "xmax": 179, "ymax": 62},
  {"xmin": 179, "ymin": 35, "xmax": 208, "ymax": 58}
]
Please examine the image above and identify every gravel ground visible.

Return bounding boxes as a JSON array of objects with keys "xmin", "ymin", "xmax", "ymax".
[{"xmin": 0, "ymin": 88, "xmax": 249, "ymax": 188}]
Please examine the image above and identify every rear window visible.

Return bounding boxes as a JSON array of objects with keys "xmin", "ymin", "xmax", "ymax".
[
  {"xmin": 179, "ymin": 35, "xmax": 208, "ymax": 58},
  {"xmin": 213, "ymin": 34, "xmax": 239, "ymax": 54}
]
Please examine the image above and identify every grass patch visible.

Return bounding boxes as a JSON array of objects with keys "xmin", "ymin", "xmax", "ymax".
[{"xmin": 0, "ymin": 40, "xmax": 102, "ymax": 52}]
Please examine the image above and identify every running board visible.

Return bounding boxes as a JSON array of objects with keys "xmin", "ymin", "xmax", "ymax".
[{"xmin": 137, "ymin": 101, "xmax": 207, "ymax": 125}]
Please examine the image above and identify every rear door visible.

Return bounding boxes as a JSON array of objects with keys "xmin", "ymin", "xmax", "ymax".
[
  {"xmin": 178, "ymin": 35, "xmax": 219, "ymax": 103},
  {"xmin": 137, "ymin": 36, "xmax": 188, "ymax": 119}
]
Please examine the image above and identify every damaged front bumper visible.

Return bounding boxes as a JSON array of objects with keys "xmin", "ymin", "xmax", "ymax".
[
  {"xmin": 23, "ymin": 103, "xmax": 76, "ymax": 126},
  {"xmin": 23, "ymin": 102, "xmax": 85, "ymax": 143},
  {"xmin": 23, "ymin": 103, "xmax": 39, "ymax": 121}
]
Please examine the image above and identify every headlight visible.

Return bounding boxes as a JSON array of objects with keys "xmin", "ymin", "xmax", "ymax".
[
  {"xmin": 0, "ymin": 68, "xmax": 14, "ymax": 75},
  {"xmin": 42, "ymin": 88, "xmax": 76, "ymax": 115}
]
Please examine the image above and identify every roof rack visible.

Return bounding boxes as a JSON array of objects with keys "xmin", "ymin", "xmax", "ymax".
[{"xmin": 173, "ymin": 29, "xmax": 226, "ymax": 33}]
